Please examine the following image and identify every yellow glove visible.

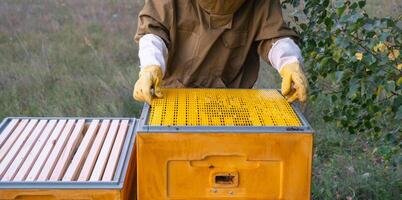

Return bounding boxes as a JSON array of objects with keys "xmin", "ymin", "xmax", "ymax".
[
  {"xmin": 279, "ymin": 62, "xmax": 308, "ymax": 103},
  {"xmin": 133, "ymin": 65, "xmax": 163, "ymax": 104}
]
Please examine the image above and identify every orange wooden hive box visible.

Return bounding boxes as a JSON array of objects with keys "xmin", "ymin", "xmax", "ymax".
[
  {"xmin": 0, "ymin": 117, "xmax": 137, "ymax": 200},
  {"xmin": 136, "ymin": 89, "xmax": 314, "ymax": 200}
]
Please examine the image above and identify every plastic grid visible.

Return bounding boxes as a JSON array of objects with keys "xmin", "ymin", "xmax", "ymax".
[{"xmin": 149, "ymin": 89, "xmax": 302, "ymax": 127}]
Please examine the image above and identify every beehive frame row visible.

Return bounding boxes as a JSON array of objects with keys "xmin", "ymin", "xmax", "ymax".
[
  {"xmin": 0, "ymin": 117, "xmax": 137, "ymax": 189},
  {"xmin": 139, "ymin": 100, "xmax": 311, "ymax": 133},
  {"xmin": 148, "ymin": 89, "xmax": 303, "ymax": 127}
]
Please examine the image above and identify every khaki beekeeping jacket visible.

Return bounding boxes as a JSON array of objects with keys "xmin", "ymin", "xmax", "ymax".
[{"xmin": 135, "ymin": 0, "xmax": 298, "ymax": 88}]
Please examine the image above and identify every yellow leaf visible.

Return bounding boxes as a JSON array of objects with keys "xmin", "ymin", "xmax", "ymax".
[
  {"xmin": 84, "ymin": 36, "xmax": 93, "ymax": 47},
  {"xmin": 398, "ymin": 63, "xmax": 402, "ymax": 70},
  {"xmin": 397, "ymin": 77, "xmax": 402, "ymax": 86},
  {"xmin": 355, "ymin": 52, "xmax": 363, "ymax": 61},
  {"xmin": 373, "ymin": 42, "xmax": 386, "ymax": 53},
  {"xmin": 389, "ymin": 50, "xmax": 400, "ymax": 61},
  {"xmin": 376, "ymin": 86, "xmax": 383, "ymax": 96}
]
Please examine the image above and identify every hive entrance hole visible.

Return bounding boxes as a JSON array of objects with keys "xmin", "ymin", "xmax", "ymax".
[{"xmin": 215, "ymin": 174, "xmax": 235, "ymax": 185}]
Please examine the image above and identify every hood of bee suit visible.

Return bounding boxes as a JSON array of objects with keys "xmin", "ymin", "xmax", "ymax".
[{"xmin": 198, "ymin": 0, "xmax": 247, "ymax": 29}]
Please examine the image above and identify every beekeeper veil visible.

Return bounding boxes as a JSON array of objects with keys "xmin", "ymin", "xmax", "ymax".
[{"xmin": 198, "ymin": 0, "xmax": 247, "ymax": 28}]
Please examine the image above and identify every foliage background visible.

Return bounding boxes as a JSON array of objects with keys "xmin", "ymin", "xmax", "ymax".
[{"xmin": 0, "ymin": 0, "xmax": 400, "ymax": 199}]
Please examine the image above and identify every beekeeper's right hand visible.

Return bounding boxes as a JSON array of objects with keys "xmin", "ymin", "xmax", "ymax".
[{"xmin": 133, "ymin": 65, "xmax": 163, "ymax": 104}]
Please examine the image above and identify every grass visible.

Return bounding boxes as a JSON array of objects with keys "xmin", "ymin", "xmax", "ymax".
[
  {"xmin": 0, "ymin": 0, "xmax": 400, "ymax": 199},
  {"xmin": 0, "ymin": 0, "xmax": 143, "ymax": 118}
]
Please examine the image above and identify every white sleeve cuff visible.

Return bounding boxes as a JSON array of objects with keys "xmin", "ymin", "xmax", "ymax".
[
  {"xmin": 138, "ymin": 34, "xmax": 168, "ymax": 74},
  {"xmin": 268, "ymin": 37, "xmax": 303, "ymax": 71}
]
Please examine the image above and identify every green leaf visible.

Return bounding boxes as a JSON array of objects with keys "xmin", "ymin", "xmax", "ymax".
[
  {"xmin": 334, "ymin": 37, "xmax": 350, "ymax": 48},
  {"xmin": 348, "ymin": 80, "xmax": 360, "ymax": 99},
  {"xmin": 385, "ymin": 81, "xmax": 396, "ymax": 93},
  {"xmin": 396, "ymin": 106, "xmax": 402, "ymax": 119},
  {"xmin": 332, "ymin": 49, "xmax": 343, "ymax": 62},
  {"xmin": 358, "ymin": 0, "xmax": 366, "ymax": 8}
]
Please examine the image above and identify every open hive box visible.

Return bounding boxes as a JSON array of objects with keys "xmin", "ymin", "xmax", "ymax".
[
  {"xmin": 137, "ymin": 89, "xmax": 314, "ymax": 200},
  {"xmin": 0, "ymin": 117, "xmax": 137, "ymax": 200}
]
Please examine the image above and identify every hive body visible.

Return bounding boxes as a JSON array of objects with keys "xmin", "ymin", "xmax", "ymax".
[
  {"xmin": 137, "ymin": 89, "xmax": 314, "ymax": 200},
  {"xmin": 0, "ymin": 117, "xmax": 137, "ymax": 200}
]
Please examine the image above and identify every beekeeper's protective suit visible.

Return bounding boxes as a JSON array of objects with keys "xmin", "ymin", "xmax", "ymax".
[{"xmin": 133, "ymin": 0, "xmax": 308, "ymax": 103}]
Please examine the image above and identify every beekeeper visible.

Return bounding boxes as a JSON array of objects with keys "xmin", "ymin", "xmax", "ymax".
[{"xmin": 133, "ymin": 0, "xmax": 308, "ymax": 104}]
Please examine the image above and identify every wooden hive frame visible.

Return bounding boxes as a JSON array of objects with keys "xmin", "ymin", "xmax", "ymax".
[{"xmin": 0, "ymin": 117, "xmax": 138, "ymax": 200}]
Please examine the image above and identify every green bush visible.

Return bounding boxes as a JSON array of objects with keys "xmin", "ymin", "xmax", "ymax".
[
  {"xmin": 283, "ymin": 0, "xmax": 401, "ymax": 162},
  {"xmin": 281, "ymin": 0, "xmax": 401, "ymax": 199}
]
